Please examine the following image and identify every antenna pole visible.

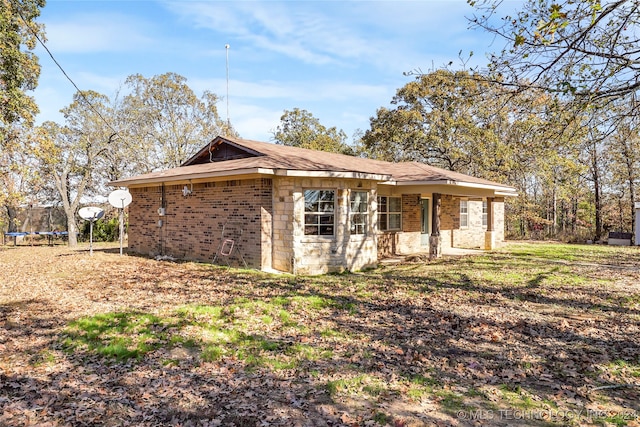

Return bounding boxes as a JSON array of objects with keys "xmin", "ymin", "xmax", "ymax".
[
  {"xmin": 119, "ymin": 202, "xmax": 124, "ymax": 256},
  {"xmin": 225, "ymin": 43, "xmax": 230, "ymax": 134},
  {"xmin": 89, "ymin": 218, "xmax": 94, "ymax": 256}
]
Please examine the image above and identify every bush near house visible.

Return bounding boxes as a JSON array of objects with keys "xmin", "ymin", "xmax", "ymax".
[{"xmin": 79, "ymin": 217, "xmax": 120, "ymax": 242}]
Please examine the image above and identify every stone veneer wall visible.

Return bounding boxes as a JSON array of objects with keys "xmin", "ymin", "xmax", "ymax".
[
  {"xmin": 378, "ymin": 194, "xmax": 507, "ymax": 255},
  {"xmin": 441, "ymin": 195, "xmax": 506, "ymax": 249},
  {"xmin": 271, "ymin": 177, "xmax": 295, "ymax": 272},
  {"xmin": 452, "ymin": 198, "xmax": 485, "ymax": 248},
  {"xmin": 128, "ymin": 178, "xmax": 272, "ymax": 268},
  {"xmin": 128, "ymin": 178, "xmax": 507, "ymax": 272},
  {"xmin": 377, "ymin": 194, "xmax": 423, "ymax": 256},
  {"xmin": 272, "ymin": 176, "xmax": 378, "ymax": 275},
  {"xmin": 492, "ymin": 197, "xmax": 505, "ymax": 244}
]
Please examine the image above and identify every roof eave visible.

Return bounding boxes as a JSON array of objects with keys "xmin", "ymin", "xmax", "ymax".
[
  {"xmin": 389, "ymin": 179, "xmax": 518, "ymax": 195},
  {"xmin": 109, "ymin": 167, "xmax": 276, "ymax": 187},
  {"xmin": 275, "ymin": 170, "xmax": 392, "ymax": 181}
]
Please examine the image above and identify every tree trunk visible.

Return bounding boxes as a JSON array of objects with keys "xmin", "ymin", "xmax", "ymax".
[
  {"xmin": 572, "ymin": 197, "xmax": 578, "ymax": 234},
  {"xmin": 552, "ymin": 185, "xmax": 557, "ymax": 237},
  {"xmin": 625, "ymin": 151, "xmax": 636, "ymax": 235},
  {"xmin": 560, "ymin": 199, "xmax": 566, "ymax": 235},
  {"xmin": 58, "ymin": 172, "xmax": 80, "ymax": 248},
  {"xmin": 5, "ymin": 205, "xmax": 18, "ymax": 232},
  {"xmin": 590, "ymin": 143, "xmax": 603, "ymax": 241},
  {"xmin": 593, "ymin": 170, "xmax": 602, "ymax": 241},
  {"xmin": 65, "ymin": 207, "xmax": 78, "ymax": 247},
  {"xmin": 630, "ymin": 182, "xmax": 636, "ymax": 236}
]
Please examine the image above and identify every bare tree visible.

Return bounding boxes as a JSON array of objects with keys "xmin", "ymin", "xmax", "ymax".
[{"xmin": 469, "ymin": 0, "xmax": 640, "ymax": 107}]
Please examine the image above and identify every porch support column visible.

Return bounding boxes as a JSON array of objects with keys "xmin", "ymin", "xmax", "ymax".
[
  {"xmin": 485, "ymin": 197, "xmax": 495, "ymax": 250},
  {"xmin": 429, "ymin": 193, "xmax": 442, "ymax": 259}
]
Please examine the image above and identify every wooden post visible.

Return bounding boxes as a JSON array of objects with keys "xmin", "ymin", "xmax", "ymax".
[
  {"xmin": 429, "ymin": 193, "xmax": 441, "ymax": 259},
  {"xmin": 431, "ymin": 193, "xmax": 440, "ymax": 236},
  {"xmin": 486, "ymin": 197, "xmax": 494, "ymax": 232}
]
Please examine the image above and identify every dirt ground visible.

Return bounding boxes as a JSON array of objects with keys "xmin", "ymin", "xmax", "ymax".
[{"xmin": 1, "ymin": 243, "xmax": 640, "ymax": 426}]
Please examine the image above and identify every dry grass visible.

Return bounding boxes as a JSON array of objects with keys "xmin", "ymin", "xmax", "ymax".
[{"xmin": 1, "ymin": 242, "xmax": 640, "ymax": 426}]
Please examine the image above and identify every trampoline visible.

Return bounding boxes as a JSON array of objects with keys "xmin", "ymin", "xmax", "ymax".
[{"xmin": 3, "ymin": 231, "xmax": 69, "ymax": 246}]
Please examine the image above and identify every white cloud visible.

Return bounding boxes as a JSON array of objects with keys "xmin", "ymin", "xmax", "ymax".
[
  {"xmin": 75, "ymin": 72, "xmax": 127, "ymax": 94},
  {"xmin": 162, "ymin": 1, "xmax": 379, "ymax": 66},
  {"xmin": 190, "ymin": 76, "xmax": 389, "ymax": 104},
  {"xmin": 31, "ymin": 0, "xmax": 505, "ymax": 143},
  {"xmin": 43, "ymin": 12, "xmax": 155, "ymax": 53},
  {"xmin": 229, "ymin": 102, "xmax": 282, "ymax": 141}
]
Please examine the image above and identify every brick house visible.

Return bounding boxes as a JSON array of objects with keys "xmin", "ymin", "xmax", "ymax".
[{"xmin": 110, "ymin": 136, "xmax": 516, "ymax": 274}]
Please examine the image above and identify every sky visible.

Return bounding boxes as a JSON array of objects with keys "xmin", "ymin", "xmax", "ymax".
[{"xmin": 32, "ymin": 0, "xmax": 516, "ymax": 143}]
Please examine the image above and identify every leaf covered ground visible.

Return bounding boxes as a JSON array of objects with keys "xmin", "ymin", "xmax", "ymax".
[{"xmin": 1, "ymin": 242, "xmax": 640, "ymax": 426}]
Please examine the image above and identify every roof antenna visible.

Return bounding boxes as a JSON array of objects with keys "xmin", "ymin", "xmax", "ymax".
[{"xmin": 225, "ymin": 43, "xmax": 230, "ymax": 135}]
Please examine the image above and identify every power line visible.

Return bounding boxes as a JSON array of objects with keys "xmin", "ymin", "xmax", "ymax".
[{"xmin": 11, "ymin": 0, "xmax": 120, "ymax": 137}]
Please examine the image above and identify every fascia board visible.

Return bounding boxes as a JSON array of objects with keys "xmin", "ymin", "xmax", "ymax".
[
  {"xmin": 109, "ymin": 167, "xmax": 275, "ymax": 187},
  {"xmin": 390, "ymin": 179, "xmax": 517, "ymax": 194},
  {"xmin": 274, "ymin": 169, "xmax": 391, "ymax": 181}
]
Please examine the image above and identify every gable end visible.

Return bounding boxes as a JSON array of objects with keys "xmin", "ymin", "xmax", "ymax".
[{"xmin": 182, "ymin": 137, "xmax": 265, "ymax": 166}]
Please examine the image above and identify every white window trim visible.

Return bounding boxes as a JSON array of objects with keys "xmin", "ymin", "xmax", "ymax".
[
  {"xmin": 460, "ymin": 199, "xmax": 469, "ymax": 229},
  {"xmin": 482, "ymin": 200, "xmax": 488, "ymax": 228},
  {"xmin": 350, "ymin": 190, "xmax": 368, "ymax": 236},
  {"xmin": 378, "ymin": 196, "xmax": 402, "ymax": 231},
  {"xmin": 303, "ymin": 189, "xmax": 336, "ymax": 236}
]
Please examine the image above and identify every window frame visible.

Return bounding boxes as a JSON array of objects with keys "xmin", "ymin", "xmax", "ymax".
[
  {"xmin": 482, "ymin": 200, "xmax": 488, "ymax": 228},
  {"xmin": 460, "ymin": 199, "xmax": 469, "ymax": 228},
  {"xmin": 349, "ymin": 190, "xmax": 368, "ymax": 235},
  {"xmin": 304, "ymin": 189, "xmax": 336, "ymax": 236},
  {"xmin": 377, "ymin": 196, "xmax": 402, "ymax": 231}
]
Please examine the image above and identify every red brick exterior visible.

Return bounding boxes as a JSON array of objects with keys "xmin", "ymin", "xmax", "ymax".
[
  {"xmin": 440, "ymin": 195, "xmax": 458, "ymax": 230},
  {"xmin": 377, "ymin": 194, "xmax": 506, "ymax": 255},
  {"xmin": 128, "ymin": 178, "xmax": 272, "ymax": 268},
  {"xmin": 402, "ymin": 194, "xmax": 421, "ymax": 233}
]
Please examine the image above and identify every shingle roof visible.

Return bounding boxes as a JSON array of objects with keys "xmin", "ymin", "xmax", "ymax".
[{"xmin": 110, "ymin": 135, "xmax": 516, "ymax": 194}]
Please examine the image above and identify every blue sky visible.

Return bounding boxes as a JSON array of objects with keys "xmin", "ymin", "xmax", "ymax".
[{"xmin": 32, "ymin": 0, "xmax": 515, "ymax": 143}]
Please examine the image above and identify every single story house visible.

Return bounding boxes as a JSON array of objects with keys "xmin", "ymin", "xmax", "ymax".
[{"xmin": 110, "ymin": 136, "xmax": 517, "ymax": 275}]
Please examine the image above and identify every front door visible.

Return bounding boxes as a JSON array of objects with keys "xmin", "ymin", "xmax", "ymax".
[{"xmin": 420, "ymin": 198, "xmax": 430, "ymax": 246}]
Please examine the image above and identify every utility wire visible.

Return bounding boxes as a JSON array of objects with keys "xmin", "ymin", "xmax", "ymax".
[{"xmin": 12, "ymin": 0, "xmax": 121, "ymax": 138}]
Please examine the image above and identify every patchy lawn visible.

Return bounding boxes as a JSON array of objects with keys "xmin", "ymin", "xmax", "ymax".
[{"xmin": 1, "ymin": 242, "xmax": 640, "ymax": 426}]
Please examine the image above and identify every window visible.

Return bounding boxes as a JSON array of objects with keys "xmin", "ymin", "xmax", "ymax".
[
  {"xmin": 378, "ymin": 196, "xmax": 402, "ymax": 231},
  {"xmin": 482, "ymin": 200, "xmax": 488, "ymax": 227},
  {"xmin": 460, "ymin": 200, "xmax": 468, "ymax": 228},
  {"xmin": 350, "ymin": 191, "xmax": 368, "ymax": 235},
  {"xmin": 304, "ymin": 190, "xmax": 335, "ymax": 235}
]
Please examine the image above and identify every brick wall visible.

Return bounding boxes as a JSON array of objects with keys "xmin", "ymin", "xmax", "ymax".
[
  {"xmin": 452, "ymin": 198, "xmax": 485, "ymax": 248},
  {"xmin": 275, "ymin": 177, "xmax": 378, "ymax": 275},
  {"xmin": 272, "ymin": 177, "xmax": 295, "ymax": 272},
  {"xmin": 440, "ymin": 194, "xmax": 458, "ymax": 231},
  {"xmin": 376, "ymin": 194, "xmax": 422, "ymax": 256},
  {"xmin": 128, "ymin": 179, "xmax": 508, "ymax": 272},
  {"xmin": 402, "ymin": 194, "xmax": 421, "ymax": 233},
  {"xmin": 376, "ymin": 194, "xmax": 507, "ymax": 255},
  {"xmin": 128, "ymin": 186, "xmax": 162, "ymax": 255},
  {"xmin": 128, "ymin": 178, "xmax": 272, "ymax": 268},
  {"xmin": 440, "ymin": 196, "xmax": 506, "ymax": 249}
]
